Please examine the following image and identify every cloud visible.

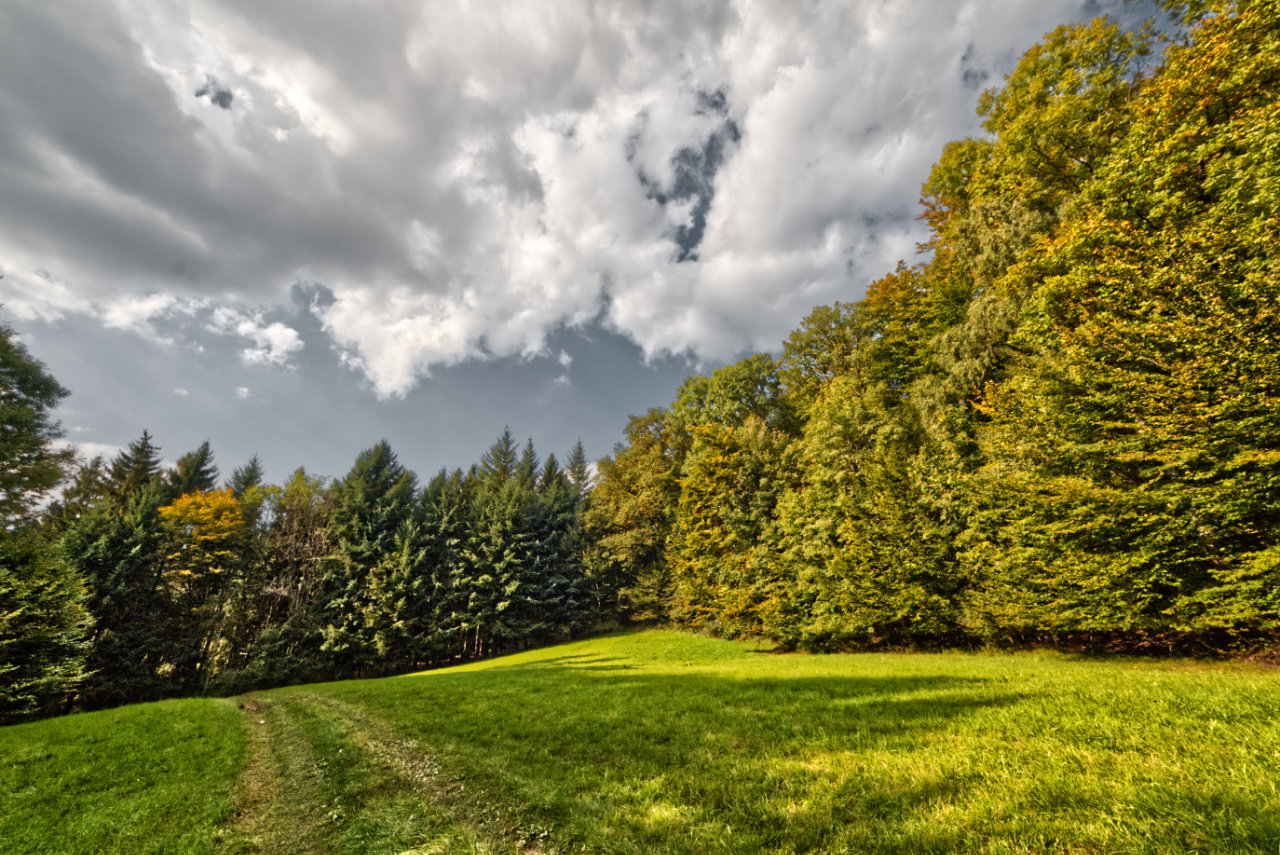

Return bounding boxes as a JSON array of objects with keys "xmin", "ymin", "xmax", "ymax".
[
  {"xmin": 100, "ymin": 294, "xmax": 187, "ymax": 337},
  {"xmin": 0, "ymin": 267, "xmax": 92, "ymax": 323},
  {"xmin": 0, "ymin": 0, "xmax": 1154, "ymax": 396},
  {"xmin": 194, "ymin": 75, "xmax": 234, "ymax": 110},
  {"xmin": 174, "ymin": 388, "xmax": 189, "ymax": 396},
  {"xmin": 236, "ymin": 386, "xmax": 251, "ymax": 400},
  {"xmin": 207, "ymin": 307, "xmax": 304, "ymax": 367},
  {"xmin": 54, "ymin": 440, "xmax": 125, "ymax": 464}
]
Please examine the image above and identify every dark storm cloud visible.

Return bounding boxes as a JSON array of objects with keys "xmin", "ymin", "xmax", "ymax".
[{"xmin": 195, "ymin": 77, "xmax": 234, "ymax": 109}]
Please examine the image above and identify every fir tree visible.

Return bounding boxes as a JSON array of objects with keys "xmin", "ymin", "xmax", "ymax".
[
  {"xmin": 166, "ymin": 440, "xmax": 219, "ymax": 497},
  {"xmin": 228, "ymin": 454, "xmax": 265, "ymax": 498},
  {"xmin": 106, "ymin": 431, "xmax": 163, "ymax": 501},
  {"xmin": 0, "ymin": 320, "xmax": 87, "ymax": 722},
  {"xmin": 479, "ymin": 427, "xmax": 518, "ymax": 488},
  {"xmin": 0, "ymin": 321, "xmax": 75, "ymax": 522},
  {"xmin": 319, "ymin": 441, "xmax": 417, "ymax": 677}
]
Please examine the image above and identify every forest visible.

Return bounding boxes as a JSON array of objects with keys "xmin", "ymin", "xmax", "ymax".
[{"xmin": 2, "ymin": 0, "xmax": 1277, "ymax": 724}]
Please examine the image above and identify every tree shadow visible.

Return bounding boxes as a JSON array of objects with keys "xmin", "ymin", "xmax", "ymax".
[
  {"xmin": 480, "ymin": 652, "xmax": 636, "ymax": 672},
  {"xmin": 334, "ymin": 661, "xmax": 1030, "ymax": 853}
]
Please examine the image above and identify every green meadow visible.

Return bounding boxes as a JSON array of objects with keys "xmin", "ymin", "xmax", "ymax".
[{"xmin": 4, "ymin": 630, "xmax": 1278, "ymax": 854}]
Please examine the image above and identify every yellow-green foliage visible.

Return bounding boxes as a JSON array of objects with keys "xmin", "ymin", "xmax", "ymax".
[
  {"xmin": 965, "ymin": 0, "xmax": 1280, "ymax": 636},
  {"xmin": 596, "ymin": 1, "xmax": 1280, "ymax": 651}
]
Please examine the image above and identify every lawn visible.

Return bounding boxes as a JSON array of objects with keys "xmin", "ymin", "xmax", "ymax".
[
  {"xmin": 3, "ymin": 630, "xmax": 1279, "ymax": 853},
  {"xmin": 0, "ymin": 697, "xmax": 244, "ymax": 854}
]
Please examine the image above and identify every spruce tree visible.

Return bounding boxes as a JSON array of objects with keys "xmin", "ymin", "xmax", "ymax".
[
  {"xmin": 0, "ymin": 322, "xmax": 75, "ymax": 522},
  {"xmin": 566, "ymin": 439, "xmax": 593, "ymax": 498},
  {"xmin": 106, "ymin": 431, "xmax": 163, "ymax": 500},
  {"xmin": 166, "ymin": 440, "xmax": 219, "ymax": 497},
  {"xmin": 420, "ymin": 469, "xmax": 473, "ymax": 660},
  {"xmin": 0, "ymin": 321, "xmax": 88, "ymax": 722},
  {"xmin": 479, "ymin": 427, "xmax": 518, "ymax": 488},
  {"xmin": 65, "ymin": 479, "xmax": 171, "ymax": 707},
  {"xmin": 228, "ymin": 454, "xmax": 265, "ymax": 498},
  {"xmin": 0, "ymin": 528, "xmax": 89, "ymax": 723},
  {"xmin": 320, "ymin": 441, "xmax": 417, "ymax": 676}
]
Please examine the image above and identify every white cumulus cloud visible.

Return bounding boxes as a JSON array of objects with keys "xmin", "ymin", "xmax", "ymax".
[
  {"xmin": 207, "ymin": 307, "xmax": 304, "ymax": 367},
  {"xmin": 0, "ymin": 0, "xmax": 1158, "ymax": 398}
]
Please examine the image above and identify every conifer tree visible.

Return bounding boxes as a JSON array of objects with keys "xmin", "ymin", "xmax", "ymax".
[
  {"xmin": 420, "ymin": 468, "xmax": 474, "ymax": 659},
  {"xmin": 166, "ymin": 440, "xmax": 219, "ymax": 498},
  {"xmin": 566, "ymin": 439, "xmax": 593, "ymax": 498},
  {"xmin": 64, "ymin": 479, "xmax": 171, "ymax": 707},
  {"xmin": 0, "ymin": 528, "xmax": 89, "ymax": 724},
  {"xmin": 319, "ymin": 441, "xmax": 417, "ymax": 676},
  {"xmin": 479, "ymin": 427, "xmax": 519, "ymax": 488},
  {"xmin": 517, "ymin": 439, "xmax": 539, "ymax": 493},
  {"xmin": 0, "ymin": 322, "xmax": 75, "ymax": 521},
  {"xmin": 0, "ymin": 321, "xmax": 88, "ymax": 722},
  {"xmin": 106, "ymin": 430, "xmax": 163, "ymax": 501},
  {"xmin": 228, "ymin": 454, "xmax": 265, "ymax": 498}
]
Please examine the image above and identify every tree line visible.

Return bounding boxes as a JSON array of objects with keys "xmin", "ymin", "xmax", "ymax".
[
  {"xmin": 3, "ymin": 0, "xmax": 1276, "ymax": 724},
  {"xmin": 590, "ymin": 0, "xmax": 1280, "ymax": 653},
  {"xmin": 2, "ymin": 411, "xmax": 603, "ymax": 721}
]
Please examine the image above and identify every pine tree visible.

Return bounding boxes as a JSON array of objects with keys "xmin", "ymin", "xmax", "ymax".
[
  {"xmin": 166, "ymin": 440, "xmax": 219, "ymax": 497},
  {"xmin": 566, "ymin": 439, "xmax": 593, "ymax": 498},
  {"xmin": 106, "ymin": 431, "xmax": 163, "ymax": 501},
  {"xmin": 64, "ymin": 479, "xmax": 171, "ymax": 707},
  {"xmin": 0, "ymin": 321, "xmax": 87, "ymax": 722},
  {"xmin": 479, "ymin": 427, "xmax": 519, "ymax": 488},
  {"xmin": 421, "ymin": 468, "xmax": 475, "ymax": 660},
  {"xmin": 319, "ymin": 441, "xmax": 417, "ymax": 677},
  {"xmin": 228, "ymin": 454, "xmax": 265, "ymax": 498},
  {"xmin": 0, "ymin": 322, "xmax": 75, "ymax": 522}
]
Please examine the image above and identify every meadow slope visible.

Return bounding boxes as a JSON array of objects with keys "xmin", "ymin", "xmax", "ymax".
[{"xmin": 3, "ymin": 630, "xmax": 1279, "ymax": 854}]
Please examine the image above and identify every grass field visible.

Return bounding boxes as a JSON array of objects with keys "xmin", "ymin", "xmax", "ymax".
[{"xmin": 3, "ymin": 630, "xmax": 1279, "ymax": 853}]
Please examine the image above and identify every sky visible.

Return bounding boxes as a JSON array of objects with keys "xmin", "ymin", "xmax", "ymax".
[{"xmin": 1, "ymin": 0, "xmax": 1155, "ymax": 485}]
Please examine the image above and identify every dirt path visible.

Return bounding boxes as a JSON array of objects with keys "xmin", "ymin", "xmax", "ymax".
[{"xmin": 216, "ymin": 693, "xmax": 539, "ymax": 855}]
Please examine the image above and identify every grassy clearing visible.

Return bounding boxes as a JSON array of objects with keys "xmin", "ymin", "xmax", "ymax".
[
  {"xmin": 0, "ymin": 697, "xmax": 244, "ymax": 854},
  {"xmin": 4, "ymin": 630, "xmax": 1280, "ymax": 853},
  {"xmin": 319, "ymin": 632, "xmax": 1280, "ymax": 853}
]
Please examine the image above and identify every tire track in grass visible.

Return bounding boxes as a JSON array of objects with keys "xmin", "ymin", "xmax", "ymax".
[
  {"xmin": 220, "ymin": 692, "xmax": 538, "ymax": 854},
  {"xmin": 295, "ymin": 693, "xmax": 549, "ymax": 855},
  {"xmin": 218, "ymin": 697, "xmax": 329, "ymax": 854}
]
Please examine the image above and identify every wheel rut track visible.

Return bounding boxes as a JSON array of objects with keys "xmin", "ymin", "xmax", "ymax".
[{"xmin": 220, "ymin": 692, "xmax": 545, "ymax": 855}]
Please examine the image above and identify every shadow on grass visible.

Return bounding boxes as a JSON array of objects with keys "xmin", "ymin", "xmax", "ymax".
[
  {"xmin": 308, "ymin": 643, "xmax": 1280, "ymax": 853},
  {"xmin": 480, "ymin": 652, "xmax": 637, "ymax": 672},
  {"xmin": 326, "ymin": 661, "xmax": 1027, "ymax": 853}
]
